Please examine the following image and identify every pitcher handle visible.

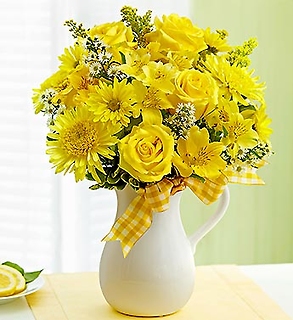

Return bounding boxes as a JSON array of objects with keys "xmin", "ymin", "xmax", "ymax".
[{"xmin": 188, "ymin": 186, "xmax": 230, "ymax": 254}]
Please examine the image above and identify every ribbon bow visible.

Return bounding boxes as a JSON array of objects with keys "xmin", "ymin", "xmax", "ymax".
[{"xmin": 103, "ymin": 168, "xmax": 264, "ymax": 257}]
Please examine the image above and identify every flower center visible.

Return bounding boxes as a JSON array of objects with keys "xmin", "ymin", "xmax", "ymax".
[
  {"xmin": 137, "ymin": 137, "xmax": 162, "ymax": 161},
  {"xmin": 108, "ymin": 99, "xmax": 121, "ymax": 111},
  {"xmin": 187, "ymin": 147, "xmax": 210, "ymax": 167},
  {"xmin": 62, "ymin": 121, "xmax": 97, "ymax": 156},
  {"xmin": 154, "ymin": 70, "xmax": 165, "ymax": 81},
  {"xmin": 230, "ymin": 122, "xmax": 248, "ymax": 140},
  {"xmin": 218, "ymin": 109, "xmax": 229, "ymax": 122}
]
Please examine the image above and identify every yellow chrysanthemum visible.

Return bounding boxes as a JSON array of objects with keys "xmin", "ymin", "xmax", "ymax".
[
  {"xmin": 32, "ymin": 70, "xmax": 68, "ymax": 114},
  {"xmin": 253, "ymin": 104, "xmax": 273, "ymax": 143},
  {"xmin": 223, "ymin": 112, "xmax": 259, "ymax": 158},
  {"xmin": 58, "ymin": 43, "xmax": 85, "ymax": 73},
  {"xmin": 203, "ymin": 28, "xmax": 231, "ymax": 53},
  {"xmin": 46, "ymin": 106, "xmax": 120, "ymax": 182},
  {"xmin": 204, "ymin": 55, "xmax": 265, "ymax": 105},
  {"xmin": 87, "ymin": 78, "xmax": 139, "ymax": 126},
  {"xmin": 173, "ymin": 126, "xmax": 226, "ymax": 179}
]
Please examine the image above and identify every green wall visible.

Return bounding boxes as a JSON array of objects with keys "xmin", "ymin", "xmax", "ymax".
[{"xmin": 181, "ymin": 0, "xmax": 293, "ymax": 265}]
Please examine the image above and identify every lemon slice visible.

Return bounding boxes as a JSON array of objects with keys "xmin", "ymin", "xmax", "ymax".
[
  {"xmin": 0, "ymin": 265, "xmax": 26, "ymax": 294},
  {"xmin": 0, "ymin": 268, "xmax": 17, "ymax": 297}
]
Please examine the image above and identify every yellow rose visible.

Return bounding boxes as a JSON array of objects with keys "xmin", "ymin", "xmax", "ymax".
[
  {"xmin": 146, "ymin": 14, "xmax": 207, "ymax": 53},
  {"xmin": 89, "ymin": 21, "xmax": 134, "ymax": 46},
  {"xmin": 174, "ymin": 69, "xmax": 218, "ymax": 118},
  {"xmin": 118, "ymin": 110, "xmax": 174, "ymax": 183}
]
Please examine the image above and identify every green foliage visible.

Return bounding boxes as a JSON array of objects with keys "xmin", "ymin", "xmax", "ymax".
[{"xmin": 87, "ymin": 166, "xmax": 140, "ymax": 191}]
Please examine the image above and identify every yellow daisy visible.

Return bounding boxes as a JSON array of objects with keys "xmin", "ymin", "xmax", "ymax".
[
  {"xmin": 46, "ymin": 106, "xmax": 120, "ymax": 182},
  {"xmin": 58, "ymin": 43, "xmax": 85, "ymax": 73},
  {"xmin": 203, "ymin": 27, "xmax": 231, "ymax": 53},
  {"xmin": 87, "ymin": 78, "xmax": 139, "ymax": 126}
]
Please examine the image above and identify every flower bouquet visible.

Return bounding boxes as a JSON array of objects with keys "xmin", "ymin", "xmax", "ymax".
[{"xmin": 33, "ymin": 6, "xmax": 272, "ymax": 256}]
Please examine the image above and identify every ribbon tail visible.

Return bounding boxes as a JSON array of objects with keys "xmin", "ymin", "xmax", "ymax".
[
  {"xmin": 225, "ymin": 167, "xmax": 265, "ymax": 185},
  {"xmin": 102, "ymin": 194, "xmax": 152, "ymax": 258}
]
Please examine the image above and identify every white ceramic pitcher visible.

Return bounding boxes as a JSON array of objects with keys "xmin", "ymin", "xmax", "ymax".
[{"xmin": 99, "ymin": 185, "xmax": 230, "ymax": 317}]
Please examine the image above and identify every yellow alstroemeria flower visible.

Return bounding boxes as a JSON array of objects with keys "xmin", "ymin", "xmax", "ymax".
[
  {"xmin": 140, "ymin": 61, "xmax": 177, "ymax": 93},
  {"xmin": 174, "ymin": 126, "xmax": 226, "ymax": 179},
  {"xmin": 118, "ymin": 48, "xmax": 151, "ymax": 78},
  {"xmin": 118, "ymin": 109, "xmax": 174, "ymax": 183},
  {"xmin": 46, "ymin": 106, "xmax": 120, "ymax": 182},
  {"xmin": 206, "ymin": 97, "xmax": 238, "ymax": 129},
  {"xmin": 68, "ymin": 65, "xmax": 93, "ymax": 91},
  {"xmin": 133, "ymin": 80, "xmax": 173, "ymax": 111},
  {"xmin": 166, "ymin": 51, "xmax": 197, "ymax": 71},
  {"xmin": 223, "ymin": 112, "xmax": 259, "ymax": 158}
]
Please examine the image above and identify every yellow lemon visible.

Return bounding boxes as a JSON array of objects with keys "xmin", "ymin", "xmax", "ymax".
[
  {"xmin": 0, "ymin": 268, "xmax": 17, "ymax": 297},
  {"xmin": 0, "ymin": 265, "xmax": 26, "ymax": 295}
]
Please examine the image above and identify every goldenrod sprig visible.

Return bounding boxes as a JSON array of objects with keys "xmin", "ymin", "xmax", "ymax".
[
  {"xmin": 227, "ymin": 38, "xmax": 258, "ymax": 67},
  {"xmin": 64, "ymin": 19, "xmax": 88, "ymax": 39},
  {"xmin": 120, "ymin": 6, "xmax": 153, "ymax": 47}
]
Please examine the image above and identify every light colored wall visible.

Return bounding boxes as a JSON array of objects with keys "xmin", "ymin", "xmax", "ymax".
[{"xmin": 180, "ymin": 0, "xmax": 293, "ymax": 265}]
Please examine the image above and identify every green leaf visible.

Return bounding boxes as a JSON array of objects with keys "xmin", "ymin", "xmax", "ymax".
[
  {"xmin": 190, "ymin": 174, "xmax": 205, "ymax": 183},
  {"xmin": 119, "ymin": 51, "xmax": 126, "ymax": 64},
  {"xmin": 222, "ymin": 125, "xmax": 228, "ymax": 138},
  {"xmin": 2, "ymin": 261, "xmax": 24, "ymax": 276},
  {"xmin": 89, "ymin": 183, "xmax": 102, "ymax": 190},
  {"xmin": 24, "ymin": 270, "xmax": 44, "ymax": 284},
  {"xmin": 2, "ymin": 261, "xmax": 43, "ymax": 284},
  {"xmin": 238, "ymin": 104, "xmax": 256, "ymax": 113}
]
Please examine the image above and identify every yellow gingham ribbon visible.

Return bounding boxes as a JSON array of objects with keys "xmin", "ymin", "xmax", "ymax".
[
  {"xmin": 103, "ymin": 167, "xmax": 264, "ymax": 257},
  {"xmin": 102, "ymin": 179, "xmax": 174, "ymax": 257},
  {"xmin": 225, "ymin": 167, "xmax": 265, "ymax": 185}
]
